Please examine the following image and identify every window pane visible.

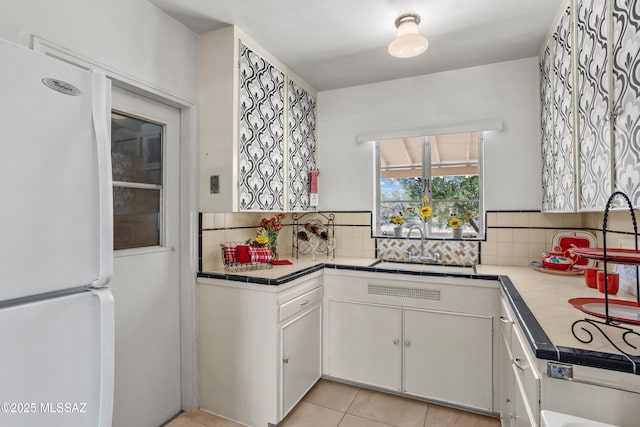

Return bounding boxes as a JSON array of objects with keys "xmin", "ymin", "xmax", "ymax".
[
  {"xmin": 113, "ymin": 187, "xmax": 160, "ymax": 249},
  {"xmin": 375, "ymin": 131, "xmax": 483, "ymax": 238},
  {"xmin": 380, "ymin": 177, "xmax": 422, "ymax": 201},
  {"xmin": 111, "ymin": 112, "xmax": 163, "ymax": 185}
]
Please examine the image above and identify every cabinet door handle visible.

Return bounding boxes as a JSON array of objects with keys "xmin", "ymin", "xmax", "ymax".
[
  {"xmin": 283, "ymin": 358, "xmax": 289, "ymax": 365},
  {"xmin": 513, "ymin": 358, "xmax": 527, "ymax": 371},
  {"xmin": 499, "ymin": 316, "xmax": 514, "ymax": 325},
  {"xmin": 300, "ymin": 300, "xmax": 309, "ymax": 306},
  {"xmin": 393, "ymin": 339, "xmax": 400, "ymax": 345},
  {"xmin": 405, "ymin": 340, "xmax": 411, "ymax": 347}
]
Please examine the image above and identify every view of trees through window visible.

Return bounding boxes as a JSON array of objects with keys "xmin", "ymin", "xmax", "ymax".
[
  {"xmin": 380, "ymin": 176, "xmax": 480, "ymax": 235},
  {"xmin": 377, "ymin": 132, "xmax": 482, "ymax": 238}
]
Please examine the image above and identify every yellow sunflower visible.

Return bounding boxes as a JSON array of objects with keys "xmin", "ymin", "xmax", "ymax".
[
  {"xmin": 419, "ymin": 205, "xmax": 432, "ymax": 219},
  {"xmin": 448, "ymin": 217, "xmax": 462, "ymax": 228}
]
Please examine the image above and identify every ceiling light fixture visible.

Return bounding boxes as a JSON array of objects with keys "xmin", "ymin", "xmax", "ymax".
[{"xmin": 388, "ymin": 13, "xmax": 429, "ymax": 59}]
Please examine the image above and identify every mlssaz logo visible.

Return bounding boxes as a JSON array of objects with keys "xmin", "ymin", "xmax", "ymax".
[{"xmin": 42, "ymin": 78, "xmax": 82, "ymax": 96}]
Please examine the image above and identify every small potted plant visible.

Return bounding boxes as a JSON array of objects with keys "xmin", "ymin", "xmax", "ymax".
[
  {"xmin": 448, "ymin": 214, "xmax": 463, "ymax": 239},
  {"xmin": 390, "ymin": 213, "xmax": 405, "ymax": 237}
]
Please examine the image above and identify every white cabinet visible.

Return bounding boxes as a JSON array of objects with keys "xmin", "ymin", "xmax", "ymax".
[
  {"xmin": 327, "ymin": 300, "xmax": 402, "ymax": 390},
  {"xmin": 499, "ymin": 299, "xmax": 515, "ymax": 426},
  {"xmin": 198, "ymin": 273, "xmax": 322, "ymax": 427},
  {"xmin": 199, "ymin": 26, "xmax": 317, "ymax": 212},
  {"xmin": 541, "ymin": 0, "xmax": 640, "ymax": 211},
  {"xmin": 281, "ymin": 303, "xmax": 321, "ymax": 416},
  {"xmin": 540, "ymin": 4, "xmax": 574, "ymax": 212},
  {"xmin": 499, "ymin": 294, "xmax": 540, "ymax": 427},
  {"xmin": 323, "ymin": 270, "xmax": 499, "ymax": 412},
  {"xmin": 404, "ymin": 308, "xmax": 493, "ymax": 410}
]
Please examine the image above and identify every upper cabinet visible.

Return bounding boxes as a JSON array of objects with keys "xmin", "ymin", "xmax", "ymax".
[
  {"xmin": 200, "ymin": 27, "xmax": 318, "ymax": 212},
  {"xmin": 288, "ymin": 80, "xmax": 318, "ymax": 211},
  {"xmin": 541, "ymin": 5, "xmax": 575, "ymax": 212},
  {"xmin": 540, "ymin": 0, "xmax": 640, "ymax": 211},
  {"xmin": 610, "ymin": 0, "xmax": 640, "ymax": 207}
]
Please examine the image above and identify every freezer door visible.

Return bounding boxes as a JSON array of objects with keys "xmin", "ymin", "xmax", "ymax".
[
  {"xmin": 0, "ymin": 288, "xmax": 114, "ymax": 427},
  {"xmin": 0, "ymin": 39, "xmax": 113, "ymax": 300}
]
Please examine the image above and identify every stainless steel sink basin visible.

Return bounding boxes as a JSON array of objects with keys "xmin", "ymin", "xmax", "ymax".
[{"xmin": 372, "ymin": 261, "xmax": 475, "ymax": 274}]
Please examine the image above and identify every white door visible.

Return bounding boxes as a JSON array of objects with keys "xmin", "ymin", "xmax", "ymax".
[
  {"xmin": 403, "ymin": 308, "xmax": 493, "ymax": 411},
  {"xmin": 110, "ymin": 86, "xmax": 181, "ymax": 427},
  {"xmin": 281, "ymin": 305, "xmax": 322, "ymax": 418},
  {"xmin": 327, "ymin": 300, "xmax": 402, "ymax": 390}
]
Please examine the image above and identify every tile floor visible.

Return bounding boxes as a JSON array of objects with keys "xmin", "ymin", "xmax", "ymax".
[{"xmin": 165, "ymin": 379, "xmax": 500, "ymax": 427}]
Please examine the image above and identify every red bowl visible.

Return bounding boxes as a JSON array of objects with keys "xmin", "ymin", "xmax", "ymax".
[{"xmin": 541, "ymin": 255, "xmax": 574, "ymax": 270}]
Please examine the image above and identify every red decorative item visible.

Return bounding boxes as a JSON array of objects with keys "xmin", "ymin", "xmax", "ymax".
[
  {"xmin": 584, "ymin": 268, "xmax": 600, "ymax": 288},
  {"xmin": 223, "ymin": 246, "xmax": 237, "ymax": 263},
  {"xmin": 236, "ymin": 245, "xmax": 251, "ymax": 263},
  {"xmin": 248, "ymin": 247, "xmax": 274, "ymax": 263},
  {"xmin": 540, "ymin": 248, "xmax": 577, "ymax": 271},
  {"xmin": 597, "ymin": 271, "xmax": 619, "ymax": 295},
  {"xmin": 568, "ymin": 297, "xmax": 640, "ymax": 325}
]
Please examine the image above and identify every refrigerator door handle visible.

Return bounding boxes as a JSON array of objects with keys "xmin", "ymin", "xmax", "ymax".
[
  {"xmin": 91, "ymin": 71, "xmax": 113, "ymax": 287},
  {"xmin": 93, "ymin": 288, "xmax": 115, "ymax": 427}
]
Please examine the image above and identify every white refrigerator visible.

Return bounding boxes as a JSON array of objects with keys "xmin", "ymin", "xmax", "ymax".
[{"xmin": 0, "ymin": 38, "xmax": 114, "ymax": 427}]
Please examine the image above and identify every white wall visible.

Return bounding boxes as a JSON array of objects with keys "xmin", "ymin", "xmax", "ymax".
[
  {"xmin": 0, "ymin": 0, "xmax": 198, "ymax": 100},
  {"xmin": 317, "ymin": 57, "xmax": 542, "ymax": 211},
  {"xmin": 0, "ymin": 1, "xmax": 200, "ymax": 426}
]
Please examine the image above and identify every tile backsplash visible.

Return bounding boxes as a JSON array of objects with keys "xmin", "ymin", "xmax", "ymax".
[
  {"xmin": 480, "ymin": 210, "xmax": 638, "ymax": 267},
  {"xmin": 199, "ymin": 209, "xmax": 640, "ymax": 271},
  {"xmin": 199, "ymin": 211, "xmax": 375, "ymax": 272}
]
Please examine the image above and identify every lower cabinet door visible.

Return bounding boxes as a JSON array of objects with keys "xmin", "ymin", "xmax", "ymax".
[
  {"xmin": 281, "ymin": 304, "xmax": 322, "ymax": 418},
  {"xmin": 500, "ymin": 333, "xmax": 515, "ymax": 426},
  {"xmin": 327, "ymin": 300, "xmax": 402, "ymax": 390},
  {"xmin": 512, "ymin": 367, "xmax": 536, "ymax": 427},
  {"xmin": 403, "ymin": 308, "xmax": 493, "ymax": 411}
]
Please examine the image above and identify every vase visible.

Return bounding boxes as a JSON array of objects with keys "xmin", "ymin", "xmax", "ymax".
[
  {"xmin": 452, "ymin": 228, "xmax": 462, "ymax": 239},
  {"xmin": 393, "ymin": 226, "xmax": 403, "ymax": 237},
  {"xmin": 270, "ymin": 241, "xmax": 279, "ymax": 260}
]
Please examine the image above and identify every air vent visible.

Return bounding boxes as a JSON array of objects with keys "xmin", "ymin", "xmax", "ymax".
[{"xmin": 368, "ymin": 284, "xmax": 440, "ymax": 301}]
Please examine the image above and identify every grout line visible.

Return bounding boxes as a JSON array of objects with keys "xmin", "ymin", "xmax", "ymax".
[{"xmin": 345, "ymin": 388, "xmax": 361, "ymax": 415}]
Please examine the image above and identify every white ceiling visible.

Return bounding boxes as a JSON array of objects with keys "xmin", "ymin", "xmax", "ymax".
[{"xmin": 148, "ymin": 0, "xmax": 561, "ymax": 91}]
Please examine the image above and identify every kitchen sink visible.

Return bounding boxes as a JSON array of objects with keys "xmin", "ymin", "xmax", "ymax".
[{"xmin": 372, "ymin": 261, "xmax": 475, "ymax": 274}]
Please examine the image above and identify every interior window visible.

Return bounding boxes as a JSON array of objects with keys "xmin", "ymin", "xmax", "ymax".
[
  {"xmin": 111, "ymin": 112, "xmax": 163, "ymax": 250},
  {"xmin": 376, "ymin": 131, "xmax": 483, "ymax": 239}
]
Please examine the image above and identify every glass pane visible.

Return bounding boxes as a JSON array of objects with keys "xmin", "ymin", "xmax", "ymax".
[
  {"xmin": 111, "ymin": 112, "xmax": 163, "ymax": 185},
  {"xmin": 429, "ymin": 131, "xmax": 480, "ymax": 234},
  {"xmin": 113, "ymin": 187, "xmax": 160, "ymax": 249},
  {"xmin": 380, "ymin": 177, "xmax": 422, "ymax": 201}
]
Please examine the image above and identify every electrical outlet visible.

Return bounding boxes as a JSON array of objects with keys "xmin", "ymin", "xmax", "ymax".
[{"xmin": 547, "ymin": 362, "xmax": 573, "ymax": 379}]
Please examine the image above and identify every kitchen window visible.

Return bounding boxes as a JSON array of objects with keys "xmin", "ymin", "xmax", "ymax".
[
  {"xmin": 375, "ymin": 131, "xmax": 484, "ymax": 239},
  {"xmin": 111, "ymin": 112, "xmax": 163, "ymax": 250}
]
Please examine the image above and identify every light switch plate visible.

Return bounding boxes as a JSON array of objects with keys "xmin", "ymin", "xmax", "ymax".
[{"xmin": 210, "ymin": 175, "xmax": 219, "ymax": 194}]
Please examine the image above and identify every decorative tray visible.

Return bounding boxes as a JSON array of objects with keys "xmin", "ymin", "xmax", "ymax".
[
  {"xmin": 571, "ymin": 248, "xmax": 640, "ymax": 265},
  {"xmin": 568, "ymin": 297, "xmax": 640, "ymax": 325},
  {"xmin": 551, "ymin": 230, "xmax": 597, "ymax": 268},
  {"xmin": 529, "ymin": 262, "xmax": 584, "ymax": 275}
]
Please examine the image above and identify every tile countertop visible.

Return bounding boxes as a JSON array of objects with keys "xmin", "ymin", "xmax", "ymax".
[
  {"xmin": 197, "ymin": 259, "xmax": 640, "ymax": 374},
  {"xmin": 477, "ymin": 265, "xmax": 640, "ymax": 374}
]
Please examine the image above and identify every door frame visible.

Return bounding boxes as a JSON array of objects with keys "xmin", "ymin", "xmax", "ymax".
[{"xmin": 32, "ymin": 36, "xmax": 199, "ymax": 409}]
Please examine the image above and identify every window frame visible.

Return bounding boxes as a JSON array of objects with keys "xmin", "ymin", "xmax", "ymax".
[
  {"xmin": 111, "ymin": 110, "xmax": 166, "ymax": 251},
  {"xmin": 374, "ymin": 133, "xmax": 485, "ymax": 239}
]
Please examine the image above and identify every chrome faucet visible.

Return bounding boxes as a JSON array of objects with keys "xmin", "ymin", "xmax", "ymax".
[
  {"xmin": 406, "ymin": 226, "xmax": 443, "ymax": 263},
  {"xmin": 406, "ymin": 225, "xmax": 425, "ymax": 261}
]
